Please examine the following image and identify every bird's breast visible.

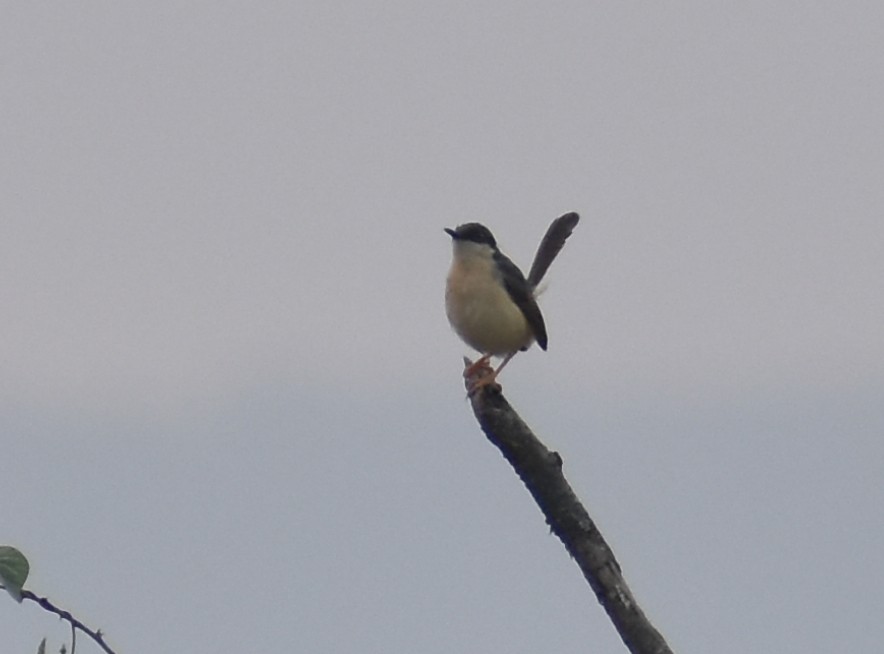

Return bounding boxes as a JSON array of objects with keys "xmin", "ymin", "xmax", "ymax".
[{"xmin": 445, "ymin": 257, "xmax": 534, "ymax": 355}]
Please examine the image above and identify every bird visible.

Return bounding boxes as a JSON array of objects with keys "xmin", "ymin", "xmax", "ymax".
[{"xmin": 444, "ymin": 212, "xmax": 580, "ymax": 392}]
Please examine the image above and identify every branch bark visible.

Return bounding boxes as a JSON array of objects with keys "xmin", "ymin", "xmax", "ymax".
[
  {"xmin": 464, "ymin": 366, "xmax": 674, "ymax": 654},
  {"xmin": 21, "ymin": 589, "xmax": 117, "ymax": 654}
]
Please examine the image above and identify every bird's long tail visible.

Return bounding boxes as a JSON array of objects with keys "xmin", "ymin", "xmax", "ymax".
[{"xmin": 527, "ymin": 212, "xmax": 580, "ymax": 288}]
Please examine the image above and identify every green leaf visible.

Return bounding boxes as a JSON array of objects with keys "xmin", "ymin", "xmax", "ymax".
[
  {"xmin": 0, "ymin": 545, "xmax": 30, "ymax": 602},
  {"xmin": 36, "ymin": 637, "xmax": 46, "ymax": 654}
]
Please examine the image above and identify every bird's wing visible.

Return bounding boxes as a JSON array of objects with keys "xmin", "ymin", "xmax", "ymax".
[{"xmin": 494, "ymin": 251, "xmax": 548, "ymax": 351}]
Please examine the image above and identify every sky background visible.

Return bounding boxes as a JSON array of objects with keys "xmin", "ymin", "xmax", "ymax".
[{"xmin": 2, "ymin": 2, "xmax": 883, "ymax": 652}]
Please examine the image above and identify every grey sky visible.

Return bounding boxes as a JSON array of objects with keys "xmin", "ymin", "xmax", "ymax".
[{"xmin": 2, "ymin": 2, "xmax": 883, "ymax": 652}]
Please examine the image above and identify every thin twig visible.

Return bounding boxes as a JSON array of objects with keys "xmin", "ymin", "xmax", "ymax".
[
  {"xmin": 20, "ymin": 589, "xmax": 117, "ymax": 654},
  {"xmin": 463, "ymin": 362, "xmax": 674, "ymax": 654}
]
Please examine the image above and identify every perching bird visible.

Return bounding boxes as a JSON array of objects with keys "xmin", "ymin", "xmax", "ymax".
[{"xmin": 444, "ymin": 212, "xmax": 580, "ymax": 392}]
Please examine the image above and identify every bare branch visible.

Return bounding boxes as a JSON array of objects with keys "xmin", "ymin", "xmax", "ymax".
[
  {"xmin": 20, "ymin": 590, "xmax": 117, "ymax": 654},
  {"xmin": 464, "ymin": 365, "xmax": 674, "ymax": 654}
]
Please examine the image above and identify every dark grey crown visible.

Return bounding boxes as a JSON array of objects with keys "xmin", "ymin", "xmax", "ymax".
[{"xmin": 445, "ymin": 223, "xmax": 497, "ymax": 249}]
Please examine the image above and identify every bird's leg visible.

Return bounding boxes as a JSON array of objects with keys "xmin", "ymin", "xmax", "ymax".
[{"xmin": 492, "ymin": 350, "xmax": 518, "ymax": 377}]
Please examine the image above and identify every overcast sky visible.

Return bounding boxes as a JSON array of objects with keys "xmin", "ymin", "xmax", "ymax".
[{"xmin": 2, "ymin": 2, "xmax": 883, "ymax": 652}]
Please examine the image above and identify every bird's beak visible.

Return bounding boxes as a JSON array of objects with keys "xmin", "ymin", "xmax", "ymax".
[{"xmin": 444, "ymin": 227, "xmax": 457, "ymax": 239}]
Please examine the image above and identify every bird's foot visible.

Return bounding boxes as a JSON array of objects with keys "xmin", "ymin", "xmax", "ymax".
[
  {"xmin": 462, "ymin": 356, "xmax": 500, "ymax": 396},
  {"xmin": 466, "ymin": 371, "xmax": 500, "ymax": 397},
  {"xmin": 462, "ymin": 354, "xmax": 492, "ymax": 379}
]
